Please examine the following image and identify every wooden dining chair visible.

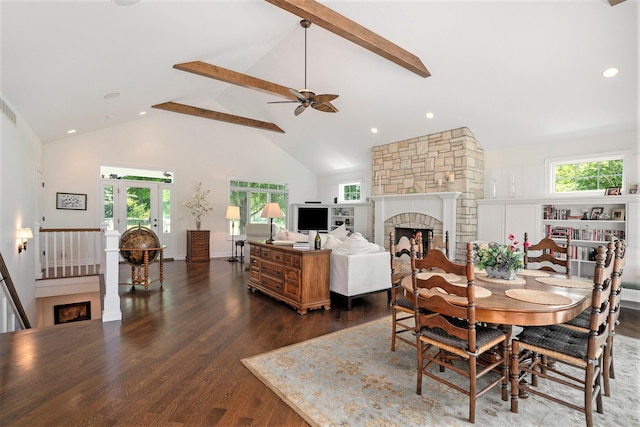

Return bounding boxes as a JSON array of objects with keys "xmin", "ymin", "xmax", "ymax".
[
  {"xmin": 427, "ymin": 230, "xmax": 449, "ymax": 258},
  {"xmin": 523, "ymin": 232, "xmax": 571, "ymax": 274},
  {"xmin": 414, "ymin": 243, "xmax": 509, "ymax": 424},
  {"xmin": 559, "ymin": 239, "xmax": 625, "ymax": 397},
  {"xmin": 390, "ymin": 232, "xmax": 417, "ymax": 351},
  {"xmin": 510, "ymin": 244, "xmax": 614, "ymax": 427}
]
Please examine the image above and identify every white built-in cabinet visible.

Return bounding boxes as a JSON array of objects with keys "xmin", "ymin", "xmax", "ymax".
[
  {"xmin": 477, "ymin": 201, "xmax": 540, "ymax": 245},
  {"xmin": 330, "ymin": 203, "xmax": 371, "ymax": 239},
  {"xmin": 478, "ymin": 195, "xmax": 639, "ymax": 301}
]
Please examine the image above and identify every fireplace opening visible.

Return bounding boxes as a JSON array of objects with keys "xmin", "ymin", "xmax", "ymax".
[{"xmin": 394, "ymin": 227, "xmax": 432, "ymax": 259}]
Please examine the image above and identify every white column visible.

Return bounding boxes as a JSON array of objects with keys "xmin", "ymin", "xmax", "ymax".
[{"xmin": 102, "ymin": 230, "xmax": 122, "ymax": 322}]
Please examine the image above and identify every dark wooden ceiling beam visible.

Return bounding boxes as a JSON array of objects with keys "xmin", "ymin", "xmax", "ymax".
[
  {"xmin": 151, "ymin": 102, "xmax": 285, "ymax": 133},
  {"xmin": 264, "ymin": 0, "xmax": 430, "ymax": 78},
  {"xmin": 173, "ymin": 61, "xmax": 298, "ymax": 101}
]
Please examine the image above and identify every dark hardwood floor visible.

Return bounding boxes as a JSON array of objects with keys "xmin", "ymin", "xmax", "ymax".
[
  {"xmin": 0, "ymin": 259, "xmax": 392, "ymax": 426},
  {"xmin": 1, "ymin": 259, "xmax": 638, "ymax": 426}
]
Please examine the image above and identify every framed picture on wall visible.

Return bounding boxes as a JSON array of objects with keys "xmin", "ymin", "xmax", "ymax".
[
  {"xmin": 54, "ymin": 301, "xmax": 91, "ymax": 324},
  {"xmin": 56, "ymin": 192, "xmax": 87, "ymax": 210},
  {"xmin": 605, "ymin": 187, "xmax": 621, "ymax": 196}
]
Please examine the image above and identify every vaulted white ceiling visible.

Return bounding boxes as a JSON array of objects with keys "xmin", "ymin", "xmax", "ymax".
[{"xmin": 1, "ymin": 0, "xmax": 637, "ymax": 175}]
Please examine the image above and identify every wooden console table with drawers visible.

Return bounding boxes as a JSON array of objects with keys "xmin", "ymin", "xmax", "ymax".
[{"xmin": 247, "ymin": 241, "xmax": 331, "ymax": 315}]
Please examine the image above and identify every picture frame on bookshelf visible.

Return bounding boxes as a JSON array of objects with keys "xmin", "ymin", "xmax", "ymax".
[
  {"xmin": 590, "ymin": 207, "xmax": 604, "ymax": 220},
  {"xmin": 611, "ymin": 209, "xmax": 625, "ymax": 221},
  {"xmin": 605, "ymin": 187, "xmax": 621, "ymax": 196}
]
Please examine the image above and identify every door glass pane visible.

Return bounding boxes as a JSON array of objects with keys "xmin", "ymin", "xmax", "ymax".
[
  {"xmin": 127, "ymin": 186, "xmax": 151, "ymax": 229},
  {"xmin": 162, "ymin": 188, "xmax": 171, "ymax": 233},
  {"xmin": 103, "ymin": 185, "xmax": 114, "ymax": 230}
]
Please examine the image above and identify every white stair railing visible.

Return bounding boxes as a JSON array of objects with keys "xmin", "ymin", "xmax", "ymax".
[{"xmin": 35, "ymin": 224, "xmax": 107, "ymax": 279}]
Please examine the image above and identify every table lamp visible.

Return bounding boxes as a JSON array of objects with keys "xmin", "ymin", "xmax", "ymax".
[
  {"xmin": 226, "ymin": 205, "xmax": 240, "ymax": 262},
  {"xmin": 260, "ymin": 203, "xmax": 283, "ymax": 244}
]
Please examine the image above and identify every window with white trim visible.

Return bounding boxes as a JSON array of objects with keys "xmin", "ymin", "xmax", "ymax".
[
  {"xmin": 229, "ymin": 180, "xmax": 288, "ymax": 236},
  {"xmin": 339, "ymin": 182, "xmax": 361, "ymax": 202},
  {"xmin": 550, "ymin": 156, "xmax": 624, "ymax": 195}
]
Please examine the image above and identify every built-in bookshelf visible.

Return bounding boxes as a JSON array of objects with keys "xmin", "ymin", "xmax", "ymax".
[
  {"xmin": 331, "ymin": 206, "xmax": 354, "ymax": 232},
  {"xmin": 541, "ymin": 202, "xmax": 627, "ymax": 277}
]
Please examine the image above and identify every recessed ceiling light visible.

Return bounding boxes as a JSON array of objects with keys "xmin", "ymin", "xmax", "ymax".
[
  {"xmin": 106, "ymin": 114, "xmax": 114, "ymax": 119},
  {"xmin": 112, "ymin": 0, "xmax": 140, "ymax": 5},
  {"xmin": 425, "ymin": 112, "xmax": 434, "ymax": 119},
  {"xmin": 139, "ymin": 111, "xmax": 147, "ymax": 116},
  {"xmin": 602, "ymin": 67, "xmax": 619, "ymax": 78},
  {"xmin": 104, "ymin": 92, "xmax": 120, "ymax": 99},
  {"xmin": 67, "ymin": 129, "xmax": 76, "ymax": 134},
  {"xmin": 371, "ymin": 128, "xmax": 378, "ymax": 133}
]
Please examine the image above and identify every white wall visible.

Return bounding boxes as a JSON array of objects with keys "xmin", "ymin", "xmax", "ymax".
[
  {"xmin": 483, "ymin": 129, "xmax": 639, "ymax": 199},
  {"xmin": 42, "ymin": 111, "xmax": 318, "ymax": 259},
  {"xmin": 316, "ymin": 168, "xmax": 372, "ymax": 205},
  {"xmin": 1, "ymin": 94, "xmax": 42, "ymax": 324}
]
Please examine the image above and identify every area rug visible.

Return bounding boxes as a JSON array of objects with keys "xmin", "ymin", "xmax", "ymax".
[{"xmin": 242, "ymin": 317, "xmax": 640, "ymax": 427}]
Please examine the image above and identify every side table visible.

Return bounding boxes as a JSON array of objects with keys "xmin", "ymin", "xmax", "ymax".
[
  {"xmin": 235, "ymin": 240, "xmax": 245, "ymax": 263},
  {"xmin": 186, "ymin": 230, "xmax": 210, "ymax": 262}
]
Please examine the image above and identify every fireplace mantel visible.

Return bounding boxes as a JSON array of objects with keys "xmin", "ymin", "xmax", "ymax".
[{"xmin": 371, "ymin": 192, "xmax": 462, "ymax": 251}]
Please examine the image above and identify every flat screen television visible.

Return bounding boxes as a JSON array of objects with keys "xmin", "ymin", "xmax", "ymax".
[{"xmin": 297, "ymin": 206, "xmax": 329, "ymax": 232}]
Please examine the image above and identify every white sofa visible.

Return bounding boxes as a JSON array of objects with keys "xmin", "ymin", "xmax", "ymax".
[{"xmin": 329, "ymin": 250, "xmax": 391, "ymax": 310}]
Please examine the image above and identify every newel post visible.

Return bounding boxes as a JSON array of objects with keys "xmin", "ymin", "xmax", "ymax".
[
  {"xmin": 102, "ymin": 230, "xmax": 122, "ymax": 322},
  {"xmin": 33, "ymin": 222, "xmax": 42, "ymax": 279}
]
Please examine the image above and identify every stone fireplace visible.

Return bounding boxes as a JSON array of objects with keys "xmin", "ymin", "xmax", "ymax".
[{"xmin": 370, "ymin": 127, "xmax": 484, "ymax": 262}]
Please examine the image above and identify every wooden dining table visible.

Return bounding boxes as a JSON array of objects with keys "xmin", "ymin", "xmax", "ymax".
[{"xmin": 401, "ymin": 269, "xmax": 593, "ymax": 327}]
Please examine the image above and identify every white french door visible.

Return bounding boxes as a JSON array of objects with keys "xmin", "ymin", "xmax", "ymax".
[{"xmin": 101, "ymin": 180, "xmax": 175, "ymax": 259}]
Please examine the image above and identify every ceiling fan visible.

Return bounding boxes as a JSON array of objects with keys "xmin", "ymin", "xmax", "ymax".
[{"xmin": 268, "ymin": 19, "xmax": 339, "ymax": 116}]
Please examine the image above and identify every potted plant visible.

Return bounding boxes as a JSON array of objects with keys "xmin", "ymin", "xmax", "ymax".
[
  {"xmin": 473, "ymin": 234, "xmax": 529, "ymax": 280},
  {"xmin": 184, "ymin": 181, "xmax": 212, "ymax": 230}
]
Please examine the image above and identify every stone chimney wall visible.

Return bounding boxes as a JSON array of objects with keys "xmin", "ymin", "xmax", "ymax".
[{"xmin": 371, "ymin": 127, "xmax": 485, "ymax": 260}]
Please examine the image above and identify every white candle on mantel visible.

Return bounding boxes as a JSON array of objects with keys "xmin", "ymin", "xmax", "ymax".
[
  {"xmin": 438, "ymin": 178, "xmax": 443, "ymax": 186},
  {"xmin": 448, "ymin": 173, "xmax": 455, "ymax": 183}
]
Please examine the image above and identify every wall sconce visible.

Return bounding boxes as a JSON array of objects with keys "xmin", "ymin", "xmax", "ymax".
[
  {"xmin": 260, "ymin": 203, "xmax": 284, "ymax": 244},
  {"xmin": 17, "ymin": 227, "xmax": 33, "ymax": 253}
]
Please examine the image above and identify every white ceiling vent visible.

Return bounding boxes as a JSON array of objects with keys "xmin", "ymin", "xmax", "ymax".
[{"xmin": 0, "ymin": 97, "xmax": 17, "ymax": 125}]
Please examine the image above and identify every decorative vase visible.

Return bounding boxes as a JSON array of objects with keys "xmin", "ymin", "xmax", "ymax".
[
  {"xmin": 485, "ymin": 266, "xmax": 517, "ymax": 280},
  {"xmin": 196, "ymin": 220, "xmax": 201, "ymax": 231}
]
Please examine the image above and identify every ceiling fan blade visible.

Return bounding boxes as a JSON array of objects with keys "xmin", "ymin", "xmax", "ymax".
[
  {"xmin": 267, "ymin": 100, "xmax": 299, "ymax": 104},
  {"xmin": 152, "ymin": 102, "xmax": 285, "ymax": 133},
  {"xmin": 313, "ymin": 94, "xmax": 339, "ymax": 103},
  {"xmin": 173, "ymin": 61, "xmax": 299, "ymax": 101},
  {"xmin": 311, "ymin": 102, "xmax": 338, "ymax": 113},
  {"xmin": 294, "ymin": 104, "xmax": 307, "ymax": 116},
  {"xmin": 265, "ymin": 0, "xmax": 430, "ymax": 78}
]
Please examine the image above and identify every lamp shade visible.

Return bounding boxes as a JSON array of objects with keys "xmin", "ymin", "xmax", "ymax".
[
  {"xmin": 260, "ymin": 203, "xmax": 284, "ymax": 219},
  {"xmin": 17, "ymin": 228, "xmax": 33, "ymax": 239},
  {"xmin": 225, "ymin": 206, "xmax": 240, "ymax": 220}
]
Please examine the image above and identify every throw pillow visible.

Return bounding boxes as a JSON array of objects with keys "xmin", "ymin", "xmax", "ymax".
[
  {"xmin": 323, "ymin": 234, "xmax": 342, "ymax": 250},
  {"xmin": 332, "ymin": 232, "xmax": 383, "ymax": 255},
  {"xmin": 329, "ymin": 224, "xmax": 350, "ymax": 239}
]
